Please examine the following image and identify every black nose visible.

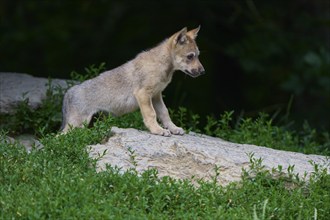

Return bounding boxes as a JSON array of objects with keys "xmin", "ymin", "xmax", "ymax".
[{"xmin": 198, "ymin": 66, "xmax": 205, "ymax": 74}]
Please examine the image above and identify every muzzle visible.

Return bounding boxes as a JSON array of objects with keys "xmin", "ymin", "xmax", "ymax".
[{"xmin": 185, "ymin": 66, "xmax": 205, "ymax": 78}]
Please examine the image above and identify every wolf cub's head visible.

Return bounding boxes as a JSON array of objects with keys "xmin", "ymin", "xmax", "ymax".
[{"xmin": 170, "ymin": 26, "xmax": 205, "ymax": 78}]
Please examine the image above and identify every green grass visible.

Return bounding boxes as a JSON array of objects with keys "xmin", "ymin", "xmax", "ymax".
[
  {"xmin": 1, "ymin": 65, "xmax": 330, "ymax": 219},
  {"xmin": 1, "ymin": 121, "xmax": 329, "ymax": 219}
]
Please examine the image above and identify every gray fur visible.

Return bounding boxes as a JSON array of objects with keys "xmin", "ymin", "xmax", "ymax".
[{"xmin": 61, "ymin": 27, "xmax": 204, "ymax": 136}]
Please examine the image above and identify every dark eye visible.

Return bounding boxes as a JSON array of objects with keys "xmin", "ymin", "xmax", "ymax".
[{"xmin": 187, "ymin": 54, "xmax": 195, "ymax": 60}]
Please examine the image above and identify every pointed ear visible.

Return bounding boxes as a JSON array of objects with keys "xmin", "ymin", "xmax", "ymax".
[
  {"xmin": 187, "ymin": 25, "xmax": 201, "ymax": 39},
  {"xmin": 173, "ymin": 27, "xmax": 188, "ymax": 45}
]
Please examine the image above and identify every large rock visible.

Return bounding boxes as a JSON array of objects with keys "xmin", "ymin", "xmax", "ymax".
[
  {"xmin": 89, "ymin": 127, "xmax": 329, "ymax": 185},
  {"xmin": 0, "ymin": 72, "xmax": 71, "ymax": 113}
]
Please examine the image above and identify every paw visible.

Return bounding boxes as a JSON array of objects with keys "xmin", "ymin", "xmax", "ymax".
[
  {"xmin": 150, "ymin": 127, "xmax": 172, "ymax": 137},
  {"xmin": 168, "ymin": 126, "xmax": 185, "ymax": 135}
]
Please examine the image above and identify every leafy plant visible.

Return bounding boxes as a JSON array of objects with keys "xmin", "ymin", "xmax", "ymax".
[
  {"xmin": 0, "ymin": 79, "xmax": 66, "ymax": 137},
  {"xmin": 169, "ymin": 107, "xmax": 201, "ymax": 133},
  {"xmin": 70, "ymin": 62, "xmax": 106, "ymax": 82},
  {"xmin": 200, "ymin": 111, "xmax": 330, "ymax": 156}
]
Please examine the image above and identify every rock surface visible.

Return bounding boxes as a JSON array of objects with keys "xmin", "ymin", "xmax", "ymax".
[
  {"xmin": 0, "ymin": 72, "xmax": 71, "ymax": 113},
  {"xmin": 89, "ymin": 127, "xmax": 329, "ymax": 185},
  {"xmin": 2, "ymin": 134, "xmax": 44, "ymax": 153}
]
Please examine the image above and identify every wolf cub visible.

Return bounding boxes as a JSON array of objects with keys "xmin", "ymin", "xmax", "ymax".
[{"xmin": 61, "ymin": 26, "xmax": 204, "ymax": 136}]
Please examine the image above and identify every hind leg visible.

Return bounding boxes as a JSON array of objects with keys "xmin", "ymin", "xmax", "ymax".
[{"xmin": 61, "ymin": 111, "xmax": 94, "ymax": 134}]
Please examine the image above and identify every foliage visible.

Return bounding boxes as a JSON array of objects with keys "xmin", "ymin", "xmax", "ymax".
[
  {"xmin": 70, "ymin": 62, "xmax": 106, "ymax": 83},
  {"xmin": 225, "ymin": 1, "xmax": 330, "ymax": 129},
  {"xmin": 170, "ymin": 108, "xmax": 330, "ymax": 156},
  {"xmin": 1, "ymin": 121, "xmax": 330, "ymax": 219},
  {"xmin": 0, "ymin": 79, "xmax": 65, "ymax": 137}
]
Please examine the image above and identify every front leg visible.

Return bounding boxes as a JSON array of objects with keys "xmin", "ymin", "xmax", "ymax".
[
  {"xmin": 134, "ymin": 89, "xmax": 171, "ymax": 136},
  {"xmin": 152, "ymin": 93, "xmax": 185, "ymax": 135}
]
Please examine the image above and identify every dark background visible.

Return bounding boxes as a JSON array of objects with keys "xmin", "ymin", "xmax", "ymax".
[{"xmin": 1, "ymin": 0, "xmax": 329, "ymax": 130}]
